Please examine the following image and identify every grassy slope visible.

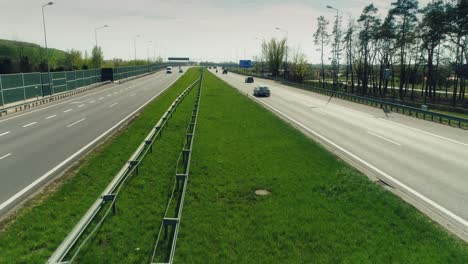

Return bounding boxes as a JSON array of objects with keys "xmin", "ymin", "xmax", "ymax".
[
  {"xmin": 0, "ymin": 68, "xmax": 199, "ymax": 263},
  {"xmin": 174, "ymin": 70, "xmax": 468, "ymax": 263}
]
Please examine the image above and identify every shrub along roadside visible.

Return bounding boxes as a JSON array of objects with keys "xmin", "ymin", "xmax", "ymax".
[
  {"xmin": 174, "ymin": 69, "xmax": 468, "ymax": 263},
  {"xmin": 0, "ymin": 68, "xmax": 200, "ymax": 263}
]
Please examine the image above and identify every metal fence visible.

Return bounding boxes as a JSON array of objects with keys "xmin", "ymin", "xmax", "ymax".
[
  {"xmin": 112, "ymin": 64, "xmax": 176, "ymax": 81},
  {"xmin": 0, "ymin": 69, "xmax": 100, "ymax": 107}
]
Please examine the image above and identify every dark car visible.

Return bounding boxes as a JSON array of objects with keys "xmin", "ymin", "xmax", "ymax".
[
  {"xmin": 222, "ymin": 69, "xmax": 228, "ymax": 74},
  {"xmin": 245, "ymin": 76, "xmax": 254, "ymax": 83},
  {"xmin": 208, "ymin": 66, "xmax": 212, "ymax": 69},
  {"xmin": 253, "ymin": 86, "xmax": 270, "ymax": 97}
]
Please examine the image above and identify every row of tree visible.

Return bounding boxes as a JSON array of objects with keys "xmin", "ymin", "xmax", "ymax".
[
  {"xmin": 256, "ymin": 0, "xmax": 467, "ymax": 107},
  {"xmin": 319, "ymin": 0, "xmax": 468, "ymax": 107}
]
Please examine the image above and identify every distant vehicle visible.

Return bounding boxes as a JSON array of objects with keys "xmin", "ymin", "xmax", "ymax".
[
  {"xmin": 208, "ymin": 66, "xmax": 212, "ymax": 69},
  {"xmin": 214, "ymin": 66, "xmax": 217, "ymax": 69},
  {"xmin": 179, "ymin": 68, "xmax": 183, "ymax": 73},
  {"xmin": 253, "ymin": 86, "xmax": 270, "ymax": 97},
  {"xmin": 216, "ymin": 69, "xmax": 218, "ymax": 73},
  {"xmin": 222, "ymin": 69, "xmax": 228, "ymax": 74},
  {"xmin": 166, "ymin": 66, "xmax": 172, "ymax": 74},
  {"xmin": 245, "ymin": 76, "xmax": 254, "ymax": 83}
]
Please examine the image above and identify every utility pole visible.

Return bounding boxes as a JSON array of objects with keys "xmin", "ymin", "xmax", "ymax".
[{"xmin": 42, "ymin": 2, "xmax": 54, "ymax": 95}]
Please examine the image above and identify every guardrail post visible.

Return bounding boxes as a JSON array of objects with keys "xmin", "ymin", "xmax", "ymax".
[
  {"xmin": 102, "ymin": 194, "xmax": 117, "ymax": 214},
  {"xmin": 0, "ymin": 75, "xmax": 5, "ymax": 108},
  {"xmin": 129, "ymin": 160, "xmax": 139, "ymax": 175},
  {"xmin": 22, "ymin": 73, "xmax": 26, "ymax": 102}
]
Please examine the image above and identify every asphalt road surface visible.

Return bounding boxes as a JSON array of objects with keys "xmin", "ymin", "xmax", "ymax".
[
  {"xmin": 213, "ymin": 70, "xmax": 468, "ymax": 239},
  {"xmin": 0, "ymin": 68, "xmax": 185, "ymax": 214}
]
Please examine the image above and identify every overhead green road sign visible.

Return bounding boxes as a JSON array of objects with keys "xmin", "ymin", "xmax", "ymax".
[{"xmin": 168, "ymin": 57, "xmax": 190, "ymax": 61}]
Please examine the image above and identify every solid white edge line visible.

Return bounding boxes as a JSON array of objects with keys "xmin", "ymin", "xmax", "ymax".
[
  {"xmin": 46, "ymin": 115, "xmax": 57, "ymax": 120},
  {"xmin": 22, "ymin": 122, "xmax": 37, "ymax": 128},
  {"xmin": 0, "ymin": 153, "xmax": 12, "ymax": 160},
  {"xmin": 0, "ymin": 73, "xmax": 182, "ymax": 212},
  {"xmin": 380, "ymin": 118, "xmax": 468, "ymax": 147},
  {"xmin": 67, "ymin": 118, "xmax": 86, "ymax": 128},
  {"xmin": 367, "ymin": 131, "xmax": 401, "ymax": 146},
  {"xmin": 241, "ymin": 86, "xmax": 468, "ymax": 231},
  {"xmin": 0, "ymin": 131, "xmax": 11, "ymax": 137}
]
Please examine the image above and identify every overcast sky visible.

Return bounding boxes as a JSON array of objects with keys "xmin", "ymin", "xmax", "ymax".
[{"xmin": 0, "ymin": 0, "xmax": 431, "ymax": 63}]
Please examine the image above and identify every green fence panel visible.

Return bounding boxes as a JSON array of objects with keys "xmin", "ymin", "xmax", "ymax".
[
  {"xmin": 52, "ymin": 72, "xmax": 67, "ymax": 94},
  {"xmin": 66, "ymin": 71, "xmax": 77, "ymax": 90},
  {"xmin": 23, "ymin": 73, "xmax": 42, "ymax": 99},
  {"xmin": 41, "ymin": 72, "xmax": 52, "ymax": 96}
]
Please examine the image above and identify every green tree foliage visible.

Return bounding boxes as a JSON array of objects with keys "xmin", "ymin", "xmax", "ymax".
[
  {"xmin": 262, "ymin": 38, "xmax": 286, "ymax": 77},
  {"xmin": 291, "ymin": 47, "xmax": 309, "ymax": 82},
  {"xmin": 91, "ymin": 46, "xmax": 104, "ymax": 69}
]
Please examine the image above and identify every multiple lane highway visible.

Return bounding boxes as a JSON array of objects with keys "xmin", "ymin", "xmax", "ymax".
[
  {"xmin": 212, "ymin": 70, "xmax": 468, "ymax": 240},
  {"xmin": 0, "ymin": 69, "xmax": 185, "ymax": 214}
]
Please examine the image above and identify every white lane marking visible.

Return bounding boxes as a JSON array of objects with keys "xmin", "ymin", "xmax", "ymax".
[
  {"xmin": 367, "ymin": 131, "xmax": 401, "ymax": 146},
  {"xmin": 64, "ymin": 109, "xmax": 73, "ymax": 113},
  {"xmin": 113, "ymin": 92, "xmax": 118, "ymax": 95},
  {"xmin": 311, "ymin": 108, "xmax": 327, "ymax": 116},
  {"xmin": 67, "ymin": 118, "xmax": 86, "ymax": 128},
  {"xmin": 240, "ymin": 86, "xmax": 468, "ymax": 230},
  {"xmin": 0, "ymin": 153, "xmax": 12, "ymax": 160},
  {"xmin": 0, "ymin": 69, "xmax": 168, "ymax": 124},
  {"xmin": 0, "ymin": 74, "xmax": 183, "ymax": 213},
  {"xmin": 99, "ymin": 97, "xmax": 104, "ymax": 100},
  {"xmin": 89, "ymin": 100, "xmax": 96, "ymax": 103},
  {"xmin": 0, "ymin": 131, "xmax": 11, "ymax": 137},
  {"xmin": 45, "ymin": 115, "xmax": 57, "ymax": 120},
  {"xmin": 77, "ymin": 104, "xmax": 85, "ymax": 108},
  {"xmin": 130, "ymin": 93, "xmax": 136, "ymax": 97},
  {"xmin": 107, "ymin": 94, "xmax": 112, "ymax": 97},
  {"xmin": 22, "ymin": 122, "xmax": 37, "ymax": 128},
  {"xmin": 380, "ymin": 118, "xmax": 468, "ymax": 147},
  {"xmin": 109, "ymin": 102, "xmax": 119, "ymax": 108},
  {"xmin": 71, "ymin": 98, "xmax": 93, "ymax": 104},
  {"xmin": 330, "ymin": 104, "xmax": 374, "ymax": 118}
]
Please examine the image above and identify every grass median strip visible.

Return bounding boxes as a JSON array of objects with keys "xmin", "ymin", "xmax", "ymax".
[
  {"xmin": 174, "ymin": 69, "xmax": 468, "ymax": 263},
  {"xmin": 0, "ymin": 68, "xmax": 199, "ymax": 263}
]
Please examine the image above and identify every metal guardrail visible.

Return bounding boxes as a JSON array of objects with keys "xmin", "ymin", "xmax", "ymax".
[
  {"xmin": 150, "ymin": 70, "xmax": 203, "ymax": 264},
  {"xmin": 48, "ymin": 77, "xmax": 201, "ymax": 264},
  {"xmin": 231, "ymin": 70, "xmax": 468, "ymax": 129}
]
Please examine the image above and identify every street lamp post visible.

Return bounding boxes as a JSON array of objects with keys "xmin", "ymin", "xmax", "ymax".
[
  {"xmin": 42, "ymin": 2, "xmax": 54, "ymax": 95},
  {"xmin": 94, "ymin": 25, "xmax": 109, "ymax": 48},
  {"xmin": 255, "ymin": 37, "xmax": 265, "ymax": 74},
  {"xmin": 146, "ymin": 41, "xmax": 153, "ymax": 64},
  {"xmin": 275, "ymin": 27, "xmax": 289, "ymax": 79},
  {"xmin": 134, "ymin": 35, "xmax": 141, "ymax": 61},
  {"xmin": 327, "ymin": 5, "xmax": 340, "ymax": 90}
]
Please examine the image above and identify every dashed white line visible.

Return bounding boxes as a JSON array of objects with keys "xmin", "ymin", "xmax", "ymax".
[
  {"xmin": 45, "ymin": 115, "xmax": 57, "ymax": 120},
  {"xmin": 109, "ymin": 102, "xmax": 119, "ymax": 108},
  {"xmin": 130, "ymin": 93, "xmax": 136, "ymax": 97},
  {"xmin": 0, "ymin": 131, "xmax": 11, "ymax": 137},
  {"xmin": 107, "ymin": 94, "xmax": 112, "ymax": 97},
  {"xmin": 113, "ymin": 92, "xmax": 118, "ymax": 95},
  {"xmin": 311, "ymin": 108, "xmax": 327, "ymax": 116},
  {"xmin": 99, "ymin": 97, "xmax": 104, "ymax": 100},
  {"xmin": 89, "ymin": 100, "xmax": 96, "ymax": 103},
  {"xmin": 77, "ymin": 104, "xmax": 85, "ymax": 108},
  {"xmin": 67, "ymin": 118, "xmax": 86, "ymax": 128},
  {"xmin": 367, "ymin": 131, "xmax": 401, "ymax": 146},
  {"xmin": 64, "ymin": 109, "xmax": 73, "ymax": 113},
  {"xmin": 22, "ymin": 122, "xmax": 37, "ymax": 128},
  {"xmin": 0, "ymin": 153, "xmax": 12, "ymax": 160},
  {"xmin": 380, "ymin": 118, "xmax": 468, "ymax": 147}
]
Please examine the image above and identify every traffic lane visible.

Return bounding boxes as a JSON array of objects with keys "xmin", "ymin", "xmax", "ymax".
[
  {"xmin": 0, "ymin": 69, "xmax": 171, "ymax": 128},
  {"xmin": 224, "ymin": 72, "xmax": 468, "ymax": 144},
  {"xmin": 214, "ymin": 70, "xmax": 468, "ymax": 221},
  {"xmin": 0, "ymin": 70, "xmax": 183, "ymax": 204},
  {"xmin": 0, "ymin": 70, "xmax": 177, "ymax": 146}
]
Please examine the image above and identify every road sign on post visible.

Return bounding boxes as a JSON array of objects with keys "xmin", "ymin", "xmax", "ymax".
[{"xmin": 239, "ymin": 60, "xmax": 252, "ymax": 68}]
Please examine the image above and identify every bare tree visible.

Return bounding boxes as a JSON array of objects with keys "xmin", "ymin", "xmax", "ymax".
[{"xmin": 314, "ymin": 16, "xmax": 330, "ymax": 88}]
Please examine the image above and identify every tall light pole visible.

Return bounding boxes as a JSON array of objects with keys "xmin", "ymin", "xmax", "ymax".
[
  {"xmin": 42, "ymin": 1, "xmax": 54, "ymax": 95},
  {"xmin": 275, "ymin": 27, "xmax": 289, "ymax": 79},
  {"xmin": 255, "ymin": 37, "xmax": 265, "ymax": 74},
  {"xmin": 327, "ymin": 5, "xmax": 340, "ymax": 90},
  {"xmin": 146, "ymin": 41, "xmax": 152, "ymax": 63},
  {"xmin": 94, "ymin": 25, "xmax": 108, "ymax": 48},
  {"xmin": 134, "ymin": 35, "xmax": 141, "ymax": 61}
]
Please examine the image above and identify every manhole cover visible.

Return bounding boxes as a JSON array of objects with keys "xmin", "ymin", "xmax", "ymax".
[{"xmin": 255, "ymin": 189, "xmax": 271, "ymax": 196}]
